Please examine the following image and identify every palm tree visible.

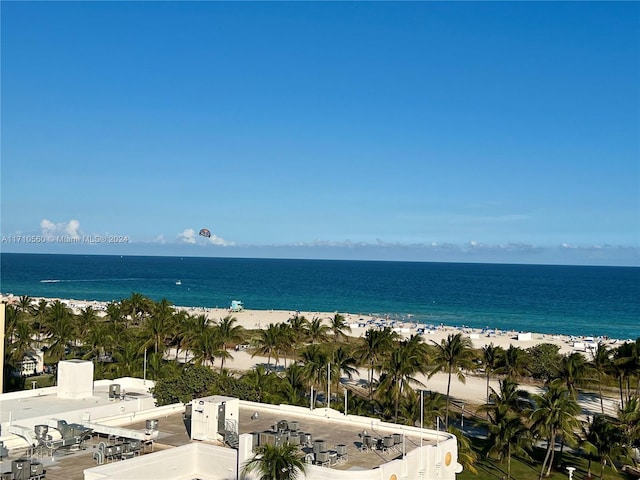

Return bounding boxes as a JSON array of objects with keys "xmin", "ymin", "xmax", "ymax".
[
  {"xmin": 105, "ymin": 301, "xmax": 126, "ymax": 334},
  {"xmin": 496, "ymin": 345, "xmax": 529, "ymax": 380},
  {"xmin": 429, "ymin": 333, "xmax": 475, "ymax": 426},
  {"xmin": 378, "ymin": 335, "xmax": 428, "ymax": 423},
  {"xmin": 448, "ymin": 425, "xmax": 479, "ymax": 475},
  {"xmin": 422, "ymin": 391, "xmax": 448, "ymax": 428},
  {"xmin": 32, "ymin": 299, "xmax": 49, "ymax": 344},
  {"xmin": 17, "ymin": 295, "xmax": 33, "ymax": 315},
  {"xmin": 77, "ymin": 306, "xmax": 98, "ymax": 349},
  {"xmin": 82, "ymin": 321, "xmax": 113, "ymax": 364},
  {"xmin": 531, "ymin": 383, "xmax": 581, "ymax": 479},
  {"xmin": 613, "ymin": 340, "xmax": 640, "ymax": 408},
  {"xmin": 618, "ymin": 396, "xmax": 640, "ymax": 450},
  {"xmin": 589, "ymin": 343, "xmax": 612, "ymax": 414},
  {"xmin": 3, "ymin": 305, "xmax": 20, "ymax": 344},
  {"xmin": 142, "ymin": 298, "xmax": 175, "ymax": 355},
  {"xmin": 253, "ymin": 324, "xmax": 281, "ymax": 368},
  {"xmin": 487, "ymin": 407, "xmax": 531, "ymax": 480},
  {"xmin": 214, "ymin": 315, "xmax": 244, "ymax": 372},
  {"xmin": 328, "ymin": 313, "xmax": 351, "ymax": 344},
  {"xmin": 167, "ymin": 309, "xmax": 189, "ymax": 360},
  {"xmin": 275, "ymin": 323, "xmax": 295, "ymax": 367},
  {"xmin": 9, "ymin": 319, "xmax": 35, "ymax": 365},
  {"xmin": 331, "ymin": 345, "xmax": 358, "ymax": 383},
  {"xmin": 481, "ymin": 343, "xmax": 504, "ymax": 406},
  {"xmin": 553, "ymin": 351, "xmax": 586, "ymax": 398},
  {"xmin": 287, "ymin": 314, "xmax": 309, "ymax": 346},
  {"xmin": 122, "ymin": 292, "xmax": 153, "ymax": 327},
  {"xmin": 112, "ymin": 338, "xmax": 144, "ymax": 378},
  {"xmin": 242, "ymin": 365, "xmax": 276, "ymax": 403},
  {"xmin": 241, "ymin": 443, "xmax": 306, "ymax": 480},
  {"xmin": 483, "ymin": 378, "xmax": 531, "ymax": 414},
  {"xmin": 481, "ymin": 378, "xmax": 532, "ymax": 480},
  {"xmin": 281, "ymin": 362, "xmax": 308, "ymax": 406},
  {"xmin": 581, "ymin": 415, "xmax": 630, "ymax": 480},
  {"xmin": 146, "ymin": 352, "xmax": 180, "ymax": 381},
  {"xmin": 192, "ymin": 325, "xmax": 224, "ymax": 368},
  {"xmin": 307, "ymin": 317, "xmax": 329, "ymax": 344},
  {"xmin": 181, "ymin": 314, "xmax": 209, "ymax": 362},
  {"xmin": 299, "ymin": 344, "xmax": 330, "ymax": 408},
  {"xmin": 354, "ymin": 327, "xmax": 398, "ymax": 400},
  {"xmin": 45, "ymin": 301, "xmax": 77, "ymax": 362}
]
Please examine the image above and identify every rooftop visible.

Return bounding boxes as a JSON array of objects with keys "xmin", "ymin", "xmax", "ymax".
[
  {"xmin": 0, "ymin": 361, "xmax": 460, "ymax": 480},
  {"xmin": 0, "ymin": 379, "xmax": 155, "ymax": 427}
]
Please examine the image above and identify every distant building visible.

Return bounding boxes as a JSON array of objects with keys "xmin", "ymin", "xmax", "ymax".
[{"xmin": 11, "ymin": 350, "xmax": 44, "ymax": 377}]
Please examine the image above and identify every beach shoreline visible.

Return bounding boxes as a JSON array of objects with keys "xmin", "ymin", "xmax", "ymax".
[
  {"xmin": 2, "ymin": 293, "xmax": 630, "ymax": 412},
  {"xmin": 3, "ymin": 293, "xmax": 626, "ymax": 356}
]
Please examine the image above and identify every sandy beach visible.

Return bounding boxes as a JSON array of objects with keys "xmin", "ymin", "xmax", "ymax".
[
  {"xmin": 5, "ymin": 293, "xmax": 609, "ymax": 356},
  {"xmin": 2, "ymin": 294, "xmax": 627, "ymax": 411}
]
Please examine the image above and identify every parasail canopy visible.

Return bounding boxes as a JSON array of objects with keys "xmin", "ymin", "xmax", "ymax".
[{"xmin": 199, "ymin": 228, "xmax": 211, "ymax": 238}]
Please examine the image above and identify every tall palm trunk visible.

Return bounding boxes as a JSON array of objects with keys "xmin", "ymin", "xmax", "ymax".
[
  {"xmin": 394, "ymin": 396, "xmax": 400, "ymax": 424},
  {"xmin": 445, "ymin": 364, "xmax": 452, "ymax": 426},
  {"xmin": 538, "ymin": 430, "xmax": 555, "ymax": 480},
  {"xmin": 558, "ymin": 435, "xmax": 565, "ymax": 469},
  {"xmin": 486, "ymin": 372, "xmax": 491, "ymax": 406},
  {"xmin": 546, "ymin": 432, "xmax": 557, "ymax": 477},
  {"xmin": 619, "ymin": 375, "xmax": 625, "ymax": 409},
  {"xmin": 597, "ymin": 372, "xmax": 604, "ymax": 414}
]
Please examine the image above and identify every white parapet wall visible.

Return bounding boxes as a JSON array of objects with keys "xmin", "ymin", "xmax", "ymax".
[
  {"xmin": 238, "ymin": 400, "xmax": 462, "ymax": 480},
  {"xmin": 84, "ymin": 436, "xmax": 459, "ymax": 480},
  {"xmin": 57, "ymin": 360, "xmax": 94, "ymax": 399},
  {"xmin": 84, "ymin": 442, "xmax": 237, "ymax": 480}
]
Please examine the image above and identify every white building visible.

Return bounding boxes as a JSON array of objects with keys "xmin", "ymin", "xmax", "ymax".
[
  {"xmin": 1, "ymin": 360, "xmax": 462, "ymax": 480},
  {"xmin": 12, "ymin": 350, "xmax": 45, "ymax": 377}
]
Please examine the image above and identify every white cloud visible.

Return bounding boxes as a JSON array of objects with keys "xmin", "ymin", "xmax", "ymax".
[
  {"xmin": 208, "ymin": 234, "xmax": 235, "ymax": 246},
  {"xmin": 153, "ymin": 234, "xmax": 166, "ymax": 244},
  {"xmin": 40, "ymin": 218, "xmax": 82, "ymax": 238},
  {"xmin": 178, "ymin": 228, "xmax": 197, "ymax": 244},
  {"xmin": 177, "ymin": 228, "xmax": 234, "ymax": 246},
  {"xmin": 40, "ymin": 219, "xmax": 57, "ymax": 236},
  {"xmin": 65, "ymin": 219, "xmax": 81, "ymax": 238}
]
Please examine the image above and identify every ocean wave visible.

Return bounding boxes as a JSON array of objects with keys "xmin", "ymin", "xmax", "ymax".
[{"xmin": 41, "ymin": 278, "xmax": 146, "ymax": 283}]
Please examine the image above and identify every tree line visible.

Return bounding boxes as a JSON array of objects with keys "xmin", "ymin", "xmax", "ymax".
[{"xmin": 3, "ymin": 293, "xmax": 639, "ymax": 478}]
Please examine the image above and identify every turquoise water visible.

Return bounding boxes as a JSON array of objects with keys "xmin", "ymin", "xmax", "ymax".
[{"xmin": 1, "ymin": 253, "xmax": 638, "ymax": 339}]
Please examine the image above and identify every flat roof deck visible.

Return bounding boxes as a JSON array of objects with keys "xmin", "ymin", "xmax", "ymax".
[
  {"xmin": 0, "ymin": 384, "xmax": 155, "ymax": 426},
  {"xmin": 1, "ymin": 403, "xmax": 438, "ymax": 479},
  {"xmin": 236, "ymin": 406, "xmax": 436, "ymax": 471}
]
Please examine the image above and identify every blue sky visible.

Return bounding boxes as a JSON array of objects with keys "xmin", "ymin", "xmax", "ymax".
[{"xmin": 1, "ymin": 1, "xmax": 638, "ymax": 266}]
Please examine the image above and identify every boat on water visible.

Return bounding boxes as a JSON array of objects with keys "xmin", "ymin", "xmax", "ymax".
[{"xmin": 175, "ymin": 280, "xmax": 182, "ymax": 286}]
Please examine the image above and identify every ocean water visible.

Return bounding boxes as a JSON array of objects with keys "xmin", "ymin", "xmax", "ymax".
[{"xmin": 1, "ymin": 253, "xmax": 638, "ymax": 340}]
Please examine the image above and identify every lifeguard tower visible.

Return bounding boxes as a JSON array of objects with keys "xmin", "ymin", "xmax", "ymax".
[{"xmin": 229, "ymin": 300, "xmax": 244, "ymax": 312}]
